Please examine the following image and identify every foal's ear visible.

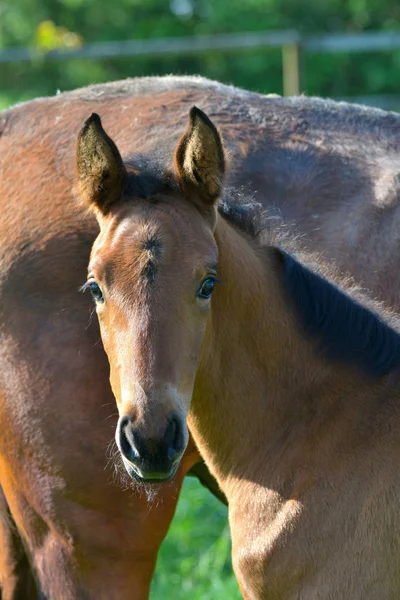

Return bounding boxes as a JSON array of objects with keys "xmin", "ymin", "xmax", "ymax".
[
  {"xmin": 75, "ymin": 113, "xmax": 126, "ymax": 214},
  {"xmin": 174, "ymin": 107, "xmax": 225, "ymax": 207}
]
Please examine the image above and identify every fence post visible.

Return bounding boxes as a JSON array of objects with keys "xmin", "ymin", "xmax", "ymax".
[{"xmin": 282, "ymin": 43, "xmax": 301, "ymax": 96}]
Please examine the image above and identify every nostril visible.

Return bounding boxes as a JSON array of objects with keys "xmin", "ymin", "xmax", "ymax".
[
  {"xmin": 165, "ymin": 415, "xmax": 183, "ymax": 461},
  {"xmin": 164, "ymin": 416, "xmax": 176, "ymax": 446},
  {"xmin": 117, "ymin": 417, "xmax": 138, "ymax": 461},
  {"xmin": 119, "ymin": 415, "xmax": 130, "ymax": 431}
]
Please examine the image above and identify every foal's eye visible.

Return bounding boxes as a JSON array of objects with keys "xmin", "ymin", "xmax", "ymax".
[
  {"xmin": 88, "ymin": 281, "xmax": 104, "ymax": 303},
  {"xmin": 197, "ymin": 277, "xmax": 218, "ymax": 300}
]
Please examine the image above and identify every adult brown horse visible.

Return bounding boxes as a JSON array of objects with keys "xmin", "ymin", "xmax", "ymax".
[
  {"xmin": 77, "ymin": 105, "xmax": 400, "ymax": 599},
  {"xmin": 2, "ymin": 75, "xmax": 400, "ymax": 598}
]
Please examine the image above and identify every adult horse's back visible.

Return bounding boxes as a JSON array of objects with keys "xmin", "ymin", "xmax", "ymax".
[
  {"xmin": 1, "ymin": 76, "xmax": 400, "ymax": 597},
  {"xmin": 236, "ymin": 93, "xmax": 400, "ymax": 311}
]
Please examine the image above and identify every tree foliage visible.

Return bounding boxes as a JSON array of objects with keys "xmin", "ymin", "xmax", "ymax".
[{"xmin": 1, "ymin": 0, "xmax": 400, "ymax": 108}]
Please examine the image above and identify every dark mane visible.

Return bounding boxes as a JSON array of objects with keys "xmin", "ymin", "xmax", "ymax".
[
  {"xmin": 218, "ymin": 192, "xmax": 267, "ymax": 239},
  {"xmin": 122, "ymin": 155, "xmax": 178, "ymax": 201},
  {"xmin": 219, "ymin": 194, "xmax": 400, "ymax": 378},
  {"xmin": 277, "ymin": 249, "xmax": 400, "ymax": 377}
]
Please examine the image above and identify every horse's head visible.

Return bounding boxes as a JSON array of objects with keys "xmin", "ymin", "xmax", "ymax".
[{"xmin": 75, "ymin": 108, "xmax": 225, "ymax": 482}]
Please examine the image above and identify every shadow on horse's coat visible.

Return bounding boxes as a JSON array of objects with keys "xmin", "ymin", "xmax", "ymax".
[
  {"xmin": 3, "ymin": 75, "xmax": 400, "ymax": 597},
  {"xmin": 77, "ymin": 105, "xmax": 400, "ymax": 599}
]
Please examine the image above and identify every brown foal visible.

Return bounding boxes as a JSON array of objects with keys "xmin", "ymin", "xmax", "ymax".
[{"xmin": 77, "ymin": 107, "xmax": 400, "ymax": 599}]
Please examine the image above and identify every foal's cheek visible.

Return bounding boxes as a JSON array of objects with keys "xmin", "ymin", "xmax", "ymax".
[
  {"xmin": 94, "ymin": 314, "xmax": 121, "ymax": 402},
  {"xmin": 96, "ymin": 310, "xmax": 110, "ymax": 351},
  {"xmin": 183, "ymin": 313, "xmax": 209, "ymax": 386},
  {"xmin": 109, "ymin": 371, "xmax": 122, "ymax": 407},
  {"xmin": 107, "ymin": 356, "xmax": 125, "ymax": 409}
]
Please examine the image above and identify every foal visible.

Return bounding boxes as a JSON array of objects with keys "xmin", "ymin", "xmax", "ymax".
[{"xmin": 76, "ymin": 108, "xmax": 400, "ymax": 599}]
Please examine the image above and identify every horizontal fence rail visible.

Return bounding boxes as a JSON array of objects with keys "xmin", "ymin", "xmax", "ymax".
[
  {"xmin": 305, "ymin": 31, "xmax": 400, "ymax": 53},
  {"xmin": 2, "ymin": 30, "xmax": 400, "ymax": 64},
  {"xmin": 0, "ymin": 30, "xmax": 301, "ymax": 63},
  {"xmin": 2, "ymin": 29, "xmax": 400, "ymax": 103}
]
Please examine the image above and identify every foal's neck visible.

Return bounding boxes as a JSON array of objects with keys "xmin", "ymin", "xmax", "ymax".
[{"xmin": 190, "ymin": 216, "xmax": 376, "ymax": 497}]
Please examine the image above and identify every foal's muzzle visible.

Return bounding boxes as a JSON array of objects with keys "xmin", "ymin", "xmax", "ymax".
[{"xmin": 116, "ymin": 414, "xmax": 187, "ymax": 483}]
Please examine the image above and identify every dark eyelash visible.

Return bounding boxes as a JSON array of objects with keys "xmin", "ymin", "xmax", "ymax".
[
  {"xmin": 79, "ymin": 279, "xmax": 94, "ymax": 293},
  {"xmin": 210, "ymin": 275, "xmax": 223, "ymax": 285}
]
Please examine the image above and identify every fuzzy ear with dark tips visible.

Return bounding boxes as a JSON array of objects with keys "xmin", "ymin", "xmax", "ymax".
[
  {"xmin": 174, "ymin": 106, "xmax": 225, "ymax": 206},
  {"xmin": 75, "ymin": 113, "xmax": 126, "ymax": 214}
]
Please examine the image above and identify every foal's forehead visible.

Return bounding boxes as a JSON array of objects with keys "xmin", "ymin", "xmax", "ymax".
[
  {"xmin": 91, "ymin": 199, "xmax": 217, "ymax": 277},
  {"xmin": 113, "ymin": 201, "xmax": 213, "ymax": 248}
]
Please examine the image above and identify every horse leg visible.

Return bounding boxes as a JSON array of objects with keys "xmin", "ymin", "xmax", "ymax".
[{"xmin": 0, "ymin": 485, "xmax": 38, "ymax": 600}]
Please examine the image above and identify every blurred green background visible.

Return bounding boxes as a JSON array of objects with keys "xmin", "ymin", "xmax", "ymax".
[
  {"xmin": 2, "ymin": 0, "xmax": 400, "ymax": 110},
  {"xmin": 1, "ymin": 1, "xmax": 400, "ymax": 598}
]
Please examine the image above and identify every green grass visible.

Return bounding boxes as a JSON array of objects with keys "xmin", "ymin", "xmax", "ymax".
[{"xmin": 150, "ymin": 477, "xmax": 241, "ymax": 600}]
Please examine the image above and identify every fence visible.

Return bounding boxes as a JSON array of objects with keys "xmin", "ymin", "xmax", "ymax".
[{"xmin": 2, "ymin": 29, "xmax": 400, "ymax": 105}]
